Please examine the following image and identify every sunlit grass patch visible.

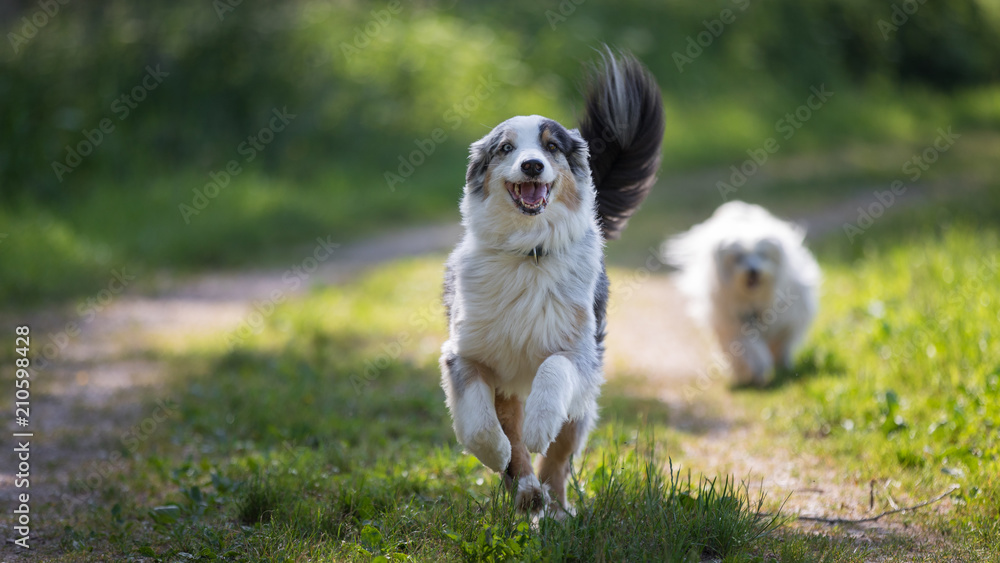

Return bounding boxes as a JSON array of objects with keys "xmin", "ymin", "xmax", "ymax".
[
  {"xmin": 46, "ymin": 254, "xmax": 813, "ymax": 561},
  {"xmin": 49, "ymin": 190, "xmax": 1000, "ymax": 560},
  {"xmin": 743, "ymin": 223, "xmax": 1000, "ymax": 555},
  {"xmin": 547, "ymin": 454, "xmax": 780, "ymax": 561}
]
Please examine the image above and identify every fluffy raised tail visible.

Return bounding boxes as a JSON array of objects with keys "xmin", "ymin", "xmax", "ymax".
[{"xmin": 579, "ymin": 48, "xmax": 665, "ymax": 240}]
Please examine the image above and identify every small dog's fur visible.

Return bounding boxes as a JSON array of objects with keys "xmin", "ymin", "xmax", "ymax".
[
  {"xmin": 439, "ymin": 49, "xmax": 664, "ymax": 514},
  {"xmin": 664, "ymin": 201, "xmax": 821, "ymax": 386}
]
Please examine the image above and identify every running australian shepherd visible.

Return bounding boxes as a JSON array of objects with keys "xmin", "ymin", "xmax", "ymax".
[{"xmin": 439, "ymin": 48, "xmax": 665, "ymax": 515}]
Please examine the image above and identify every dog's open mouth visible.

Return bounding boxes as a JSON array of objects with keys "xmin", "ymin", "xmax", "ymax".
[{"xmin": 505, "ymin": 182, "xmax": 551, "ymax": 215}]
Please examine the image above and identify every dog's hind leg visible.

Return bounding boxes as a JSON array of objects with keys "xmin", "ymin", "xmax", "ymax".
[
  {"xmin": 496, "ymin": 392, "xmax": 548, "ymax": 512},
  {"xmin": 537, "ymin": 416, "xmax": 590, "ymax": 518},
  {"xmin": 440, "ymin": 352, "xmax": 511, "ymax": 473}
]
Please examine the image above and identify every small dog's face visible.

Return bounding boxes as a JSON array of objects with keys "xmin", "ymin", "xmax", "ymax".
[
  {"xmin": 465, "ymin": 115, "xmax": 590, "ymax": 219},
  {"xmin": 716, "ymin": 237, "xmax": 783, "ymax": 296}
]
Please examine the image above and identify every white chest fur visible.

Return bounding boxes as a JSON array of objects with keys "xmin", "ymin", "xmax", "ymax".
[{"xmin": 452, "ymin": 248, "xmax": 594, "ymax": 395}]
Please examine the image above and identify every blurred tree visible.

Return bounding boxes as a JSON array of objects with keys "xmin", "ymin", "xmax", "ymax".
[{"xmin": 0, "ymin": 0, "xmax": 997, "ymax": 201}]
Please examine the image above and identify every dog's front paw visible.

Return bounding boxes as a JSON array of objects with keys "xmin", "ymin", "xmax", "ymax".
[
  {"xmin": 731, "ymin": 340, "xmax": 774, "ymax": 386},
  {"xmin": 513, "ymin": 474, "xmax": 549, "ymax": 513},
  {"xmin": 522, "ymin": 403, "xmax": 566, "ymax": 455},
  {"xmin": 734, "ymin": 361, "xmax": 773, "ymax": 387},
  {"xmin": 523, "ymin": 356, "xmax": 573, "ymax": 454},
  {"xmin": 462, "ymin": 423, "xmax": 511, "ymax": 473}
]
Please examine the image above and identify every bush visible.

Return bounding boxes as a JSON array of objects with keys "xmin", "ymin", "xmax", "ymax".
[{"xmin": 2, "ymin": 0, "xmax": 998, "ymax": 201}]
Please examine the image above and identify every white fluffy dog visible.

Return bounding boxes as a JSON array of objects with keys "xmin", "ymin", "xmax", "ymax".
[
  {"xmin": 439, "ymin": 49, "xmax": 664, "ymax": 514},
  {"xmin": 664, "ymin": 201, "xmax": 821, "ymax": 386}
]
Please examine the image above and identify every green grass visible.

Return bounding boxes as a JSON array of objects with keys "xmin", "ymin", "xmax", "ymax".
[
  {"xmin": 7, "ymin": 2, "xmax": 1000, "ymax": 558},
  {"xmin": 34, "ymin": 180, "xmax": 998, "ymax": 561},
  {"xmin": 0, "ymin": 161, "xmax": 463, "ymax": 304},
  {"xmin": 42, "ymin": 259, "xmax": 796, "ymax": 562},
  {"xmin": 743, "ymin": 225, "xmax": 1000, "ymax": 558}
]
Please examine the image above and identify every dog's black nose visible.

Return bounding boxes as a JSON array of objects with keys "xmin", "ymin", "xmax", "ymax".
[
  {"xmin": 747, "ymin": 268, "xmax": 760, "ymax": 287},
  {"xmin": 520, "ymin": 159, "xmax": 544, "ymax": 177}
]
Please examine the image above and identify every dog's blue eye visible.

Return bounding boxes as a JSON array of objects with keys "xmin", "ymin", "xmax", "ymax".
[{"xmin": 500, "ymin": 143, "xmax": 513, "ymax": 153}]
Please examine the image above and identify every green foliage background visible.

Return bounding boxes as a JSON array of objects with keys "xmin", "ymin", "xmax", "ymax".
[
  {"xmin": 4, "ymin": 0, "xmax": 1000, "ymax": 194},
  {"xmin": 2, "ymin": 3, "xmax": 1000, "ymax": 559},
  {"xmin": 1, "ymin": 0, "xmax": 999, "ymax": 302}
]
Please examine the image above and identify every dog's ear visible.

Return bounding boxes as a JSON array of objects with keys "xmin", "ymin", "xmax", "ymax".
[
  {"xmin": 566, "ymin": 128, "xmax": 591, "ymax": 183},
  {"xmin": 466, "ymin": 130, "xmax": 502, "ymax": 196}
]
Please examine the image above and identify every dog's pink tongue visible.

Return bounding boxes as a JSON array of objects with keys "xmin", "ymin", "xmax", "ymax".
[{"xmin": 520, "ymin": 182, "xmax": 547, "ymax": 204}]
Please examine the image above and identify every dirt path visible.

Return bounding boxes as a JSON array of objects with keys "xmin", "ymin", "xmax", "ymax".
[
  {"xmin": 601, "ymin": 189, "xmax": 959, "ymax": 555},
  {"xmin": 604, "ymin": 277, "xmax": 951, "ymax": 546},
  {"xmin": 0, "ymin": 195, "xmax": 941, "ymax": 557},
  {"xmin": 0, "ymin": 223, "xmax": 463, "ymax": 557}
]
